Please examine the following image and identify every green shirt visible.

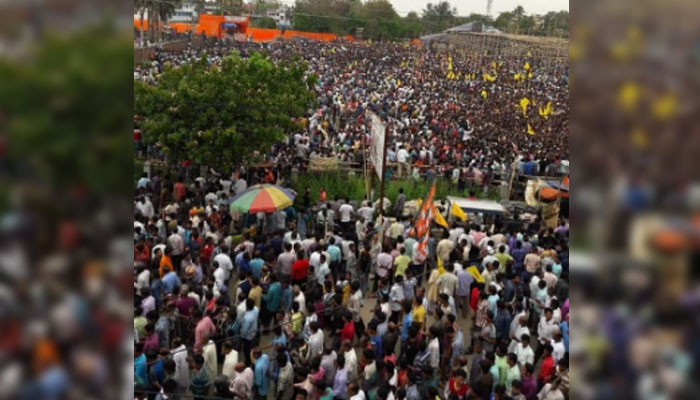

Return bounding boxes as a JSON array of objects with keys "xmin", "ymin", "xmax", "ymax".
[
  {"xmin": 495, "ymin": 355, "xmax": 509, "ymax": 385},
  {"xmin": 394, "ymin": 255, "xmax": 411, "ymax": 277},
  {"xmin": 495, "ymin": 253, "xmax": 513, "ymax": 273}
]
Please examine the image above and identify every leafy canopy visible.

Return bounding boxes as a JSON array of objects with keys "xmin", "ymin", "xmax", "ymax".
[{"xmin": 135, "ymin": 52, "xmax": 317, "ymax": 172}]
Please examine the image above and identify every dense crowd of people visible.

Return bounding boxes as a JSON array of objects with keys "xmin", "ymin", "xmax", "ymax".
[
  {"xmin": 134, "ymin": 37, "xmax": 569, "ymax": 400},
  {"xmin": 135, "ymin": 38, "xmax": 568, "ymax": 185}
]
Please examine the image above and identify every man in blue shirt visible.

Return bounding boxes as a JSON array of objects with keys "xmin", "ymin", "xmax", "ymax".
[
  {"xmin": 400, "ymin": 302, "xmax": 413, "ymax": 343},
  {"xmin": 252, "ymin": 348, "xmax": 270, "ymax": 399},
  {"xmin": 249, "ymin": 251, "xmax": 264, "ymax": 280},
  {"xmin": 240, "ymin": 299, "xmax": 259, "ymax": 366},
  {"xmin": 327, "ymin": 238, "xmax": 342, "ymax": 276},
  {"xmin": 236, "ymin": 251, "xmax": 250, "ymax": 276},
  {"xmin": 160, "ymin": 268, "xmax": 181, "ymax": 295},
  {"xmin": 134, "ymin": 342, "xmax": 148, "ymax": 389},
  {"xmin": 280, "ymin": 280, "xmax": 293, "ymax": 312},
  {"xmin": 560, "ymin": 314, "xmax": 569, "ymax": 353}
]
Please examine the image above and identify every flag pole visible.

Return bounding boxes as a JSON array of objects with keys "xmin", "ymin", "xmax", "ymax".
[{"xmin": 378, "ymin": 120, "xmax": 390, "ymax": 221}]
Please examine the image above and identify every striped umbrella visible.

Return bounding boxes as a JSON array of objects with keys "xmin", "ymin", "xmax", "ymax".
[{"xmin": 229, "ymin": 184, "xmax": 296, "ymax": 214}]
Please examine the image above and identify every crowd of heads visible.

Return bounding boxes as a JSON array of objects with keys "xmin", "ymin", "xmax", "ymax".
[{"xmin": 134, "ymin": 37, "xmax": 569, "ymax": 400}]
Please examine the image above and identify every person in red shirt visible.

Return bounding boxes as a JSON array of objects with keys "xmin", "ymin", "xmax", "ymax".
[
  {"xmin": 470, "ymin": 283, "xmax": 482, "ymax": 314},
  {"xmin": 200, "ymin": 237, "xmax": 214, "ymax": 267},
  {"xmin": 173, "ymin": 178, "xmax": 187, "ymax": 202},
  {"xmin": 538, "ymin": 344, "xmax": 556, "ymax": 384},
  {"xmin": 447, "ymin": 369, "xmax": 469, "ymax": 399},
  {"xmin": 338, "ymin": 312, "xmax": 355, "ymax": 344},
  {"xmin": 291, "ymin": 250, "xmax": 309, "ymax": 287}
]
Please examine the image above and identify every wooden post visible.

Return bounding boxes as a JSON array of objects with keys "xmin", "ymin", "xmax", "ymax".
[
  {"xmin": 378, "ymin": 121, "xmax": 390, "ymax": 244},
  {"xmin": 378, "ymin": 122, "xmax": 390, "ymax": 218}
]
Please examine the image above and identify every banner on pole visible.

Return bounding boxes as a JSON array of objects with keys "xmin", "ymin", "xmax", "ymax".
[{"xmin": 368, "ymin": 112, "xmax": 386, "ymax": 181}]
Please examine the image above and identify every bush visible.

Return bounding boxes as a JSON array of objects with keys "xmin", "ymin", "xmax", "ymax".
[{"xmin": 289, "ymin": 171, "xmax": 500, "ymax": 208}]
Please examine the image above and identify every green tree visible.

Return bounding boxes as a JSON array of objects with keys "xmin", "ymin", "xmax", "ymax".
[
  {"xmin": 538, "ymin": 11, "xmax": 569, "ymax": 37},
  {"xmin": 422, "ymin": 1, "xmax": 457, "ymax": 33},
  {"xmin": 0, "ymin": 27, "xmax": 133, "ymax": 194},
  {"xmin": 401, "ymin": 11, "xmax": 424, "ymax": 39},
  {"xmin": 135, "ymin": 52, "xmax": 317, "ymax": 172},
  {"xmin": 252, "ymin": 16, "xmax": 279, "ymax": 29}
]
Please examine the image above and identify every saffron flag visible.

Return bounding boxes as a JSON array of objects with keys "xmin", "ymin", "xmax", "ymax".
[{"xmin": 451, "ymin": 201, "xmax": 467, "ymax": 221}]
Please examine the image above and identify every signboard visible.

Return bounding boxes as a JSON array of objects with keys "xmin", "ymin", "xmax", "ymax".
[{"xmin": 369, "ymin": 112, "xmax": 386, "ymax": 180}]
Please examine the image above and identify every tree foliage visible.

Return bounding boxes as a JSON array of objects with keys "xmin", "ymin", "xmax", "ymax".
[
  {"xmin": 252, "ymin": 16, "xmax": 279, "ymax": 29},
  {"xmin": 0, "ymin": 26, "xmax": 133, "ymax": 194},
  {"xmin": 290, "ymin": 0, "xmax": 567, "ymax": 39},
  {"xmin": 135, "ymin": 52, "xmax": 317, "ymax": 172}
]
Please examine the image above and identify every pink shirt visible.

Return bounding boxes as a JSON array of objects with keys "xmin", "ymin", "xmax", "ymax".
[{"xmin": 194, "ymin": 316, "xmax": 216, "ymax": 353}]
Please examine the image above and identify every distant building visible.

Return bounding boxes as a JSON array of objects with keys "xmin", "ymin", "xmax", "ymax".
[{"xmin": 265, "ymin": 5, "xmax": 292, "ymax": 28}]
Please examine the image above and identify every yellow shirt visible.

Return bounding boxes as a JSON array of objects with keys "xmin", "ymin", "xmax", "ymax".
[
  {"xmin": 248, "ymin": 286, "xmax": 262, "ymax": 310},
  {"xmin": 412, "ymin": 304, "xmax": 426, "ymax": 327},
  {"xmin": 291, "ymin": 312, "xmax": 304, "ymax": 334},
  {"xmin": 394, "ymin": 255, "xmax": 411, "ymax": 277}
]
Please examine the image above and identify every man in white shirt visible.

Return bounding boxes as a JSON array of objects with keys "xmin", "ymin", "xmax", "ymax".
[
  {"xmin": 293, "ymin": 286, "xmax": 307, "ymax": 316},
  {"xmin": 357, "ymin": 202, "xmax": 374, "ymax": 223},
  {"xmin": 514, "ymin": 334, "xmax": 535, "ymax": 367},
  {"xmin": 234, "ymin": 177, "xmax": 247, "ymax": 195},
  {"xmin": 221, "ymin": 341, "xmax": 239, "ymax": 381},
  {"xmin": 537, "ymin": 309, "xmax": 558, "ymax": 347},
  {"xmin": 136, "ymin": 196, "xmax": 155, "ymax": 218},
  {"xmin": 202, "ymin": 338, "xmax": 217, "ymax": 384},
  {"xmin": 389, "ymin": 276, "xmax": 405, "ymax": 323},
  {"xmin": 213, "ymin": 250, "xmax": 233, "ymax": 281},
  {"xmin": 427, "ymin": 327, "xmax": 441, "ymax": 369},
  {"xmin": 171, "ymin": 339, "xmax": 190, "ymax": 392},
  {"xmin": 397, "ymin": 146, "xmax": 409, "ymax": 178},
  {"xmin": 550, "ymin": 331, "xmax": 566, "ymax": 362},
  {"xmin": 436, "ymin": 264, "xmax": 458, "ymax": 296},
  {"xmin": 342, "ymin": 340, "xmax": 359, "ymax": 382},
  {"xmin": 136, "ymin": 265, "xmax": 151, "ymax": 295},
  {"xmin": 306, "ymin": 321, "xmax": 324, "ymax": 360},
  {"xmin": 339, "ymin": 201, "xmax": 354, "ymax": 232}
]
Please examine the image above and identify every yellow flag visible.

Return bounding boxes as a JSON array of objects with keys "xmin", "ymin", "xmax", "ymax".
[
  {"xmin": 466, "ymin": 265, "xmax": 484, "ymax": 283},
  {"xmin": 447, "ymin": 55, "xmax": 453, "ymax": 71},
  {"xmin": 538, "ymin": 101, "xmax": 553, "ymax": 119},
  {"xmin": 520, "ymin": 97, "xmax": 531, "ymax": 116},
  {"xmin": 528, "ymin": 72, "xmax": 533, "ymax": 79},
  {"xmin": 480, "ymin": 89, "xmax": 488, "ymax": 99},
  {"xmin": 451, "ymin": 201, "xmax": 467, "ymax": 221},
  {"xmin": 396, "ymin": 79, "xmax": 402, "ymax": 87},
  {"xmin": 483, "ymin": 73, "xmax": 496, "ymax": 82},
  {"xmin": 652, "ymin": 93, "xmax": 678, "ymax": 121},
  {"xmin": 618, "ymin": 82, "xmax": 640, "ymax": 111},
  {"xmin": 524, "ymin": 61, "xmax": 531, "ymax": 70},
  {"xmin": 437, "ymin": 256, "xmax": 446, "ymax": 276},
  {"xmin": 432, "ymin": 203, "xmax": 448, "ymax": 228},
  {"xmin": 527, "ymin": 123, "xmax": 536, "ymax": 136},
  {"xmin": 514, "ymin": 73, "xmax": 522, "ymax": 81}
]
